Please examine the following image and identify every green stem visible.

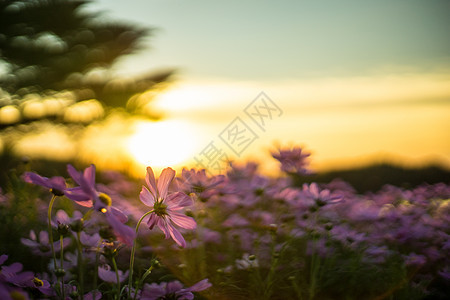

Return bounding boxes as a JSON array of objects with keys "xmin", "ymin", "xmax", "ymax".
[
  {"xmin": 47, "ymin": 195, "xmax": 58, "ymax": 270},
  {"xmin": 128, "ymin": 210, "xmax": 154, "ymax": 298},
  {"xmin": 264, "ymin": 233, "xmax": 279, "ymax": 299},
  {"xmin": 60, "ymin": 234, "xmax": 65, "ymax": 300},
  {"xmin": 76, "ymin": 231, "xmax": 84, "ymax": 297},
  {"xmin": 134, "ymin": 266, "xmax": 154, "ymax": 300},
  {"xmin": 93, "ymin": 239, "xmax": 102, "ymax": 300},
  {"xmin": 111, "ymin": 256, "xmax": 121, "ymax": 300}
]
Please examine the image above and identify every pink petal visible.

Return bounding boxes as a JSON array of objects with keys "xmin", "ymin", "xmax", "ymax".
[
  {"xmin": 22, "ymin": 172, "xmax": 47, "ymax": 186},
  {"xmin": 140, "ymin": 186, "xmax": 156, "ymax": 207},
  {"xmin": 84, "ymin": 164, "xmax": 96, "ymax": 187},
  {"xmin": 56, "ymin": 210, "xmax": 69, "ymax": 224},
  {"xmin": 20, "ymin": 238, "xmax": 39, "ymax": 248},
  {"xmin": 167, "ymin": 223, "xmax": 186, "ymax": 247},
  {"xmin": 157, "ymin": 218, "xmax": 171, "ymax": 239},
  {"xmin": 310, "ymin": 183, "xmax": 319, "ymax": 197},
  {"xmin": 74, "ymin": 199, "xmax": 94, "ymax": 208},
  {"xmin": 157, "ymin": 167, "xmax": 175, "ymax": 199},
  {"xmin": 39, "ymin": 231, "xmax": 49, "ymax": 244},
  {"xmin": 166, "ymin": 192, "xmax": 193, "ymax": 209},
  {"xmin": 105, "ymin": 211, "xmax": 135, "ymax": 246},
  {"xmin": 111, "ymin": 206, "xmax": 128, "ymax": 223},
  {"xmin": 186, "ymin": 279, "xmax": 212, "ymax": 292},
  {"xmin": 147, "ymin": 213, "xmax": 158, "ymax": 229},
  {"xmin": 67, "ymin": 164, "xmax": 83, "ymax": 186},
  {"xmin": 169, "ymin": 211, "xmax": 196, "ymax": 230},
  {"xmin": 145, "ymin": 167, "xmax": 158, "ymax": 198}
]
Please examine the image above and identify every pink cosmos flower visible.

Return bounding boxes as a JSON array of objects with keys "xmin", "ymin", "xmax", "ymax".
[
  {"xmin": 140, "ymin": 167, "xmax": 196, "ymax": 248},
  {"xmin": 140, "ymin": 279, "xmax": 211, "ymax": 300},
  {"xmin": 271, "ymin": 146, "xmax": 312, "ymax": 175},
  {"xmin": 302, "ymin": 183, "xmax": 343, "ymax": 207},
  {"xmin": 65, "ymin": 164, "xmax": 136, "ymax": 246},
  {"xmin": 98, "ymin": 264, "xmax": 129, "ymax": 283},
  {"xmin": 22, "ymin": 172, "xmax": 67, "ymax": 196},
  {"xmin": 176, "ymin": 168, "xmax": 225, "ymax": 200},
  {"xmin": 20, "ymin": 230, "xmax": 71, "ymax": 257}
]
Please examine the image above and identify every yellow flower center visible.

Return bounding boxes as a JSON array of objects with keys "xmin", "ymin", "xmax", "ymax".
[
  {"xmin": 98, "ymin": 192, "xmax": 112, "ymax": 207},
  {"xmin": 33, "ymin": 277, "xmax": 44, "ymax": 287}
]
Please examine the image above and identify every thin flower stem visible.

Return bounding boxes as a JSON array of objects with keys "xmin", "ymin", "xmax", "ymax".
[
  {"xmin": 60, "ymin": 234, "xmax": 65, "ymax": 300},
  {"xmin": 111, "ymin": 256, "xmax": 121, "ymax": 300},
  {"xmin": 128, "ymin": 210, "xmax": 154, "ymax": 299},
  {"xmin": 76, "ymin": 231, "xmax": 84, "ymax": 297},
  {"xmin": 133, "ymin": 266, "xmax": 154, "ymax": 300},
  {"xmin": 93, "ymin": 239, "xmax": 102, "ymax": 300},
  {"xmin": 47, "ymin": 195, "xmax": 58, "ymax": 270}
]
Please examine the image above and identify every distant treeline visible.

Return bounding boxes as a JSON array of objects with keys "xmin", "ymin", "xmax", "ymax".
[{"xmin": 296, "ymin": 163, "xmax": 450, "ymax": 193}]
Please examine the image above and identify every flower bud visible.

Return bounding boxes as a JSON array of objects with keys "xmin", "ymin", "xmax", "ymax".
[
  {"xmin": 268, "ymin": 224, "xmax": 278, "ymax": 233},
  {"xmin": 50, "ymin": 188, "xmax": 64, "ymax": 197},
  {"xmin": 57, "ymin": 223, "xmax": 70, "ymax": 236},
  {"xmin": 55, "ymin": 268, "xmax": 66, "ymax": 278},
  {"xmin": 151, "ymin": 259, "xmax": 161, "ymax": 269},
  {"xmin": 69, "ymin": 290, "xmax": 80, "ymax": 299},
  {"xmin": 70, "ymin": 219, "xmax": 84, "ymax": 232}
]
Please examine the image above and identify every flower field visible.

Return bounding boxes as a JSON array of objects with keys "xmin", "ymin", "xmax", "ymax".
[{"xmin": 0, "ymin": 147, "xmax": 449, "ymax": 299}]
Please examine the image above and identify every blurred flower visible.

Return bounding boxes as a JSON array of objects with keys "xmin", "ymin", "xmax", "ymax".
[
  {"xmin": 271, "ymin": 146, "xmax": 311, "ymax": 175},
  {"xmin": 20, "ymin": 230, "xmax": 70, "ymax": 257},
  {"xmin": 0, "ymin": 255, "xmax": 33, "ymax": 288},
  {"xmin": 98, "ymin": 264, "xmax": 129, "ymax": 283},
  {"xmin": 222, "ymin": 214, "xmax": 250, "ymax": 228},
  {"xmin": 63, "ymin": 284, "xmax": 102, "ymax": 300},
  {"xmin": 303, "ymin": 183, "xmax": 343, "ymax": 207},
  {"xmin": 0, "ymin": 284, "xmax": 29, "ymax": 300},
  {"xmin": 22, "ymin": 172, "xmax": 67, "ymax": 196},
  {"xmin": 32, "ymin": 277, "xmax": 54, "ymax": 296},
  {"xmin": 141, "ymin": 279, "xmax": 211, "ymax": 300},
  {"xmin": 403, "ymin": 253, "xmax": 427, "ymax": 267},
  {"xmin": 235, "ymin": 253, "xmax": 259, "ymax": 270},
  {"xmin": 65, "ymin": 164, "xmax": 136, "ymax": 246},
  {"xmin": 140, "ymin": 167, "xmax": 196, "ymax": 247},
  {"xmin": 176, "ymin": 168, "xmax": 225, "ymax": 200}
]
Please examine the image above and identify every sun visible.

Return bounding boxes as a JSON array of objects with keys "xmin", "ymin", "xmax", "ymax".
[{"xmin": 126, "ymin": 119, "xmax": 199, "ymax": 169}]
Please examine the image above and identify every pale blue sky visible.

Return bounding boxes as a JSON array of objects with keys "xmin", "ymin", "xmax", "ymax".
[{"xmin": 90, "ymin": 0, "xmax": 450, "ymax": 80}]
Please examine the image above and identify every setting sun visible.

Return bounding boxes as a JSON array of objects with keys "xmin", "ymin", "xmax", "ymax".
[{"xmin": 126, "ymin": 119, "xmax": 200, "ymax": 170}]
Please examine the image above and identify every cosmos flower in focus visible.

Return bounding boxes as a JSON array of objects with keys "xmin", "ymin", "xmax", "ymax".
[{"xmin": 140, "ymin": 167, "xmax": 196, "ymax": 247}]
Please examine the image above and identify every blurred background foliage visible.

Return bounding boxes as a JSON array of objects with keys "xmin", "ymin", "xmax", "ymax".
[{"xmin": 0, "ymin": 0, "xmax": 173, "ymax": 131}]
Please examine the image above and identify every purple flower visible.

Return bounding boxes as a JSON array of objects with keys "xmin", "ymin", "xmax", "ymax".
[
  {"xmin": 0, "ymin": 255, "xmax": 33, "ymax": 288},
  {"xmin": 98, "ymin": 264, "xmax": 129, "ymax": 283},
  {"xmin": 32, "ymin": 277, "xmax": 54, "ymax": 296},
  {"xmin": 63, "ymin": 284, "xmax": 102, "ymax": 300},
  {"xmin": 20, "ymin": 230, "xmax": 71, "ymax": 257},
  {"xmin": 303, "ymin": 183, "xmax": 343, "ymax": 207},
  {"xmin": 271, "ymin": 146, "xmax": 312, "ymax": 175},
  {"xmin": 65, "ymin": 164, "xmax": 136, "ymax": 246},
  {"xmin": 0, "ymin": 283, "xmax": 30, "ymax": 300},
  {"xmin": 176, "ymin": 168, "xmax": 225, "ymax": 200},
  {"xmin": 22, "ymin": 172, "xmax": 67, "ymax": 196},
  {"xmin": 140, "ymin": 167, "xmax": 196, "ymax": 248},
  {"xmin": 141, "ymin": 279, "xmax": 211, "ymax": 300}
]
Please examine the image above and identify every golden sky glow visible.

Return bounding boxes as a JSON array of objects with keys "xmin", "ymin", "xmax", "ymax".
[
  {"xmin": 2, "ymin": 1, "xmax": 449, "ymax": 176},
  {"xmin": 3, "ymin": 72, "xmax": 448, "ymax": 176}
]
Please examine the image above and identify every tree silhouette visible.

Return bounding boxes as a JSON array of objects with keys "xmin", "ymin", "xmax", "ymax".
[{"xmin": 0, "ymin": 0, "xmax": 172, "ymax": 128}]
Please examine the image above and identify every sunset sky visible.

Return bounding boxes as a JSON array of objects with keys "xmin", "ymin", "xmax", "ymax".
[
  {"xmin": 85, "ymin": 0, "xmax": 450, "ymax": 174},
  {"xmin": 7, "ymin": 0, "xmax": 449, "ymax": 176}
]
